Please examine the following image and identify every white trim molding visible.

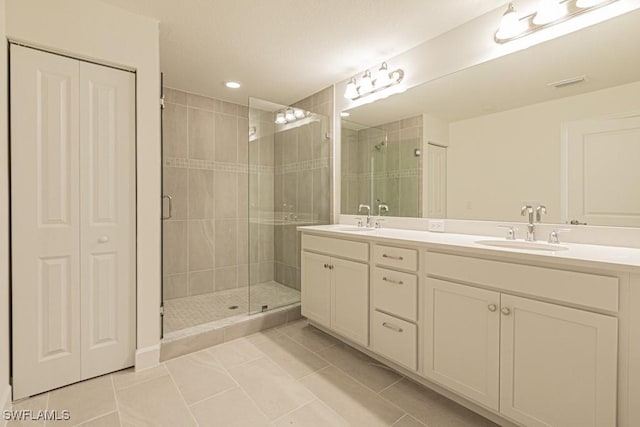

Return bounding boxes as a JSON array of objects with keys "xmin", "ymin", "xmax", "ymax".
[{"xmin": 135, "ymin": 345, "xmax": 160, "ymax": 371}]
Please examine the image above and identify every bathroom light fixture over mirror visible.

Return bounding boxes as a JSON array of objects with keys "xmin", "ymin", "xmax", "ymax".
[
  {"xmin": 495, "ymin": 0, "xmax": 617, "ymax": 43},
  {"xmin": 344, "ymin": 62, "xmax": 405, "ymax": 100},
  {"xmin": 274, "ymin": 107, "xmax": 310, "ymax": 125}
]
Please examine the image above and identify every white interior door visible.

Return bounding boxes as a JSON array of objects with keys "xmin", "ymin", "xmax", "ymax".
[
  {"xmin": 79, "ymin": 61, "xmax": 136, "ymax": 379},
  {"xmin": 11, "ymin": 45, "xmax": 82, "ymax": 399},
  {"xmin": 564, "ymin": 115, "xmax": 640, "ymax": 226},
  {"xmin": 11, "ymin": 45, "xmax": 136, "ymax": 398}
]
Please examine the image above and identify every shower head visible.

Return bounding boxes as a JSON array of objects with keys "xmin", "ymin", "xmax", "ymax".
[{"xmin": 374, "ymin": 140, "xmax": 387, "ymax": 151}]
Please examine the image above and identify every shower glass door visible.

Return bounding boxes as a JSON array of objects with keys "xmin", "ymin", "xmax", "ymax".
[{"xmin": 248, "ymin": 97, "xmax": 330, "ymax": 314}]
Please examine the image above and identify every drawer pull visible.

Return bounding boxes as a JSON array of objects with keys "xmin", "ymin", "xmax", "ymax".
[
  {"xmin": 382, "ymin": 322, "xmax": 403, "ymax": 333},
  {"xmin": 382, "ymin": 277, "xmax": 404, "ymax": 285},
  {"xmin": 382, "ymin": 254, "xmax": 404, "ymax": 261}
]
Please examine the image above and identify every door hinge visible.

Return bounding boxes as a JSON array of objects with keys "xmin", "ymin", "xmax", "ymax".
[
  {"xmin": 160, "ymin": 305, "xmax": 165, "ymax": 316},
  {"xmin": 160, "ymin": 96, "xmax": 165, "ymax": 110}
]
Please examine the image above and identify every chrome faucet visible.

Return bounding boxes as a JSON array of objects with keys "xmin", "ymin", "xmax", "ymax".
[
  {"xmin": 521, "ymin": 205, "xmax": 535, "ymax": 241},
  {"xmin": 535, "ymin": 205, "xmax": 547, "ymax": 223},
  {"xmin": 358, "ymin": 204, "xmax": 373, "ymax": 228},
  {"xmin": 377, "ymin": 203, "xmax": 389, "ymax": 217}
]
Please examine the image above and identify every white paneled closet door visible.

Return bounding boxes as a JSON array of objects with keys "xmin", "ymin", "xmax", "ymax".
[
  {"xmin": 79, "ymin": 60, "xmax": 136, "ymax": 379},
  {"xmin": 11, "ymin": 45, "xmax": 136, "ymax": 399}
]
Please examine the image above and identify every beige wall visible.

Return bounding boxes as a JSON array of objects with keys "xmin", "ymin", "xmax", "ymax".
[
  {"xmin": 448, "ymin": 81, "xmax": 640, "ymax": 223},
  {"xmin": 4, "ymin": 0, "xmax": 161, "ymax": 371},
  {"xmin": 0, "ymin": 0, "xmax": 8, "ymax": 411}
]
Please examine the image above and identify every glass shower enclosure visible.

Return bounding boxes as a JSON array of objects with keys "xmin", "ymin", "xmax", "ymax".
[{"xmin": 248, "ymin": 97, "xmax": 331, "ymax": 313}]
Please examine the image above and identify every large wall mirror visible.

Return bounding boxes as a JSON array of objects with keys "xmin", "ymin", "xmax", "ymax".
[{"xmin": 340, "ymin": 9, "xmax": 640, "ymax": 226}]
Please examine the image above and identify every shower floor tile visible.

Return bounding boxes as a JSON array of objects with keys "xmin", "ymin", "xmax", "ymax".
[{"xmin": 164, "ymin": 281, "xmax": 300, "ymax": 333}]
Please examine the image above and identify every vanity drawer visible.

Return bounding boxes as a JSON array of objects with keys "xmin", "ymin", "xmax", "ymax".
[
  {"xmin": 425, "ymin": 252, "xmax": 619, "ymax": 312},
  {"xmin": 372, "ymin": 267, "xmax": 418, "ymax": 321},
  {"xmin": 302, "ymin": 234, "xmax": 368, "ymax": 262},
  {"xmin": 374, "ymin": 245, "xmax": 418, "ymax": 271},
  {"xmin": 372, "ymin": 311, "xmax": 417, "ymax": 371}
]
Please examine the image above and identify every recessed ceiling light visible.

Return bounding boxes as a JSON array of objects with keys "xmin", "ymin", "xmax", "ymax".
[
  {"xmin": 340, "ymin": 112, "xmax": 350, "ymax": 117},
  {"xmin": 225, "ymin": 81, "xmax": 241, "ymax": 89}
]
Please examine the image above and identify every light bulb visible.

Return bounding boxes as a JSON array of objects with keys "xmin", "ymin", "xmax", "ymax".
[
  {"xmin": 359, "ymin": 70, "xmax": 373, "ymax": 94},
  {"xmin": 275, "ymin": 113, "xmax": 286, "ymax": 124},
  {"xmin": 576, "ymin": 0, "xmax": 607, "ymax": 7},
  {"xmin": 496, "ymin": 3, "xmax": 524, "ymax": 40},
  {"xmin": 533, "ymin": 0, "xmax": 565, "ymax": 25},
  {"xmin": 284, "ymin": 109, "xmax": 295, "ymax": 122},
  {"xmin": 344, "ymin": 78, "xmax": 358, "ymax": 99},
  {"xmin": 294, "ymin": 109, "xmax": 305, "ymax": 119},
  {"xmin": 374, "ymin": 62, "xmax": 390, "ymax": 87},
  {"xmin": 225, "ymin": 81, "xmax": 241, "ymax": 89}
]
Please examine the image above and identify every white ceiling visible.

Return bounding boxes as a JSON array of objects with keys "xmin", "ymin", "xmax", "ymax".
[
  {"xmin": 345, "ymin": 8, "xmax": 640, "ymax": 125},
  {"xmin": 97, "ymin": 0, "xmax": 505, "ymax": 105}
]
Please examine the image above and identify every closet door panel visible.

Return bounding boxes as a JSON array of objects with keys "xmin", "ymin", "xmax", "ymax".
[
  {"xmin": 11, "ymin": 45, "xmax": 82, "ymax": 399},
  {"xmin": 79, "ymin": 61, "xmax": 136, "ymax": 379}
]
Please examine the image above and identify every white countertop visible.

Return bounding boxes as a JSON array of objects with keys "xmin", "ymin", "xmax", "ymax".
[{"xmin": 297, "ymin": 224, "xmax": 640, "ymax": 273}]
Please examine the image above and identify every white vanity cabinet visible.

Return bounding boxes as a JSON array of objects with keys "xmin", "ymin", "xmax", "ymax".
[
  {"xmin": 424, "ymin": 251, "xmax": 619, "ymax": 427},
  {"xmin": 301, "ymin": 234, "xmax": 369, "ymax": 346}
]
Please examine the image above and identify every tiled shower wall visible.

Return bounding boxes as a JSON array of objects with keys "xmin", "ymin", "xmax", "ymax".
[
  {"xmin": 342, "ymin": 115, "xmax": 423, "ymax": 217},
  {"xmin": 162, "ymin": 88, "xmax": 249, "ymax": 300},
  {"xmin": 273, "ymin": 87, "xmax": 333, "ymax": 291}
]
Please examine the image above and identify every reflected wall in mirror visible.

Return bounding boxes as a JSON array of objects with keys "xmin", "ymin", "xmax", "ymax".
[{"xmin": 340, "ymin": 9, "xmax": 640, "ymax": 226}]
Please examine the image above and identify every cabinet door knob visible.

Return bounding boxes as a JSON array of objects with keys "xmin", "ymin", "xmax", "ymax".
[
  {"xmin": 488, "ymin": 304, "xmax": 497, "ymax": 312},
  {"xmin": 323, "ymin": 263, "xmax": 329, "ymax": 269},
  {"xmin": 98, "ymin": 236, "xmax": 109, "ymax": 243},
  {"xmin": 501, "ymin": 307, "xmax": 511, "ymax": 316}
]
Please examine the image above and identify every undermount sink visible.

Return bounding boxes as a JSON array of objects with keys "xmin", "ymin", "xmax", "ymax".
[
  {"xmin": 475, "ymin": 239, "xmax": 569, "ymax": 252},
  {"xmin": 335, "ymin": 226, "xmax": 377, "ymax": 232}
]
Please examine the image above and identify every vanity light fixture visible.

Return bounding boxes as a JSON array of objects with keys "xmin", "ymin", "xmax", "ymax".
[
  {"xmin": 344, "ymin": 62, "xmax": 405, "ymax": 100},
  {"xmin": 533, "ymin": 0, "xmax": 566, "ymax": 25},
  {"xmin": 495, "ymin": 0, "xmax": 617, "ymax": 43},
  {"xmin": 274, "ymin": 108, "xmax": 311, "ymax": 125}
]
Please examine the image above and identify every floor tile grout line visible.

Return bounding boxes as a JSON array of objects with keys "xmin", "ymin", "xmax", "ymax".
[
  {"xmin": 186, "ymin": 385, "xmax": 241, "ymax": 409},
  {"xmin": 109, "ymin": 374, "xmax": 123, "ymax": 427},
  {"xmin": 204, "ymin": 348, "xmax": 275, "ymax": 423},
  {"xmin": 377, "ymin": 375, "xmax": 406, "ymax": 395},
  {"xmin": 111, "ymin": 365, "xmax": 171, "ymax": 392},
  {"xmin": 165, "ymin": 366, "xmax": 201, "ymax": 427},
  {"xmin": 268, "ymin": 398, "xmax": 318, "ymax": 425}
]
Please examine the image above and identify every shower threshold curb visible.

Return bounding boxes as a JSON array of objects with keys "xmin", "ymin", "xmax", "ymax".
[{"xmin": 159, "ymin": 303, "xmax": 302, "ymax": 361}]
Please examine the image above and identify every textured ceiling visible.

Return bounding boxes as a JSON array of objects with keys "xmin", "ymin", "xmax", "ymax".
[{"xmin": 97, "ymin": 0, "xmax": 505, "ymax": 105}]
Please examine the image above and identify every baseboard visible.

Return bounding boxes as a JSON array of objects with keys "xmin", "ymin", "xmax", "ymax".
[
  {"xmin": 1, "ymin": 384, "xmax": 11, "ymax": 427},
  {"xmin": 135, "ymin": 345, "xmax": 160, "ymax": 371}
]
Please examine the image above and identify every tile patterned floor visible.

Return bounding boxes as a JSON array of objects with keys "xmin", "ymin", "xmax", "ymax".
[
  {"xmin": 6, "ymin": 320, "xmax": 498, "ymax": 427},
  {"xmin": 164, "ymin": 281, "xmax": 300, "ymax": 333}
]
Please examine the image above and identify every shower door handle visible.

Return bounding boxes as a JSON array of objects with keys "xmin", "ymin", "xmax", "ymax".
[{"xmin": 162, "ymin": 194, "xmax": 173, "ymax": 220}]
